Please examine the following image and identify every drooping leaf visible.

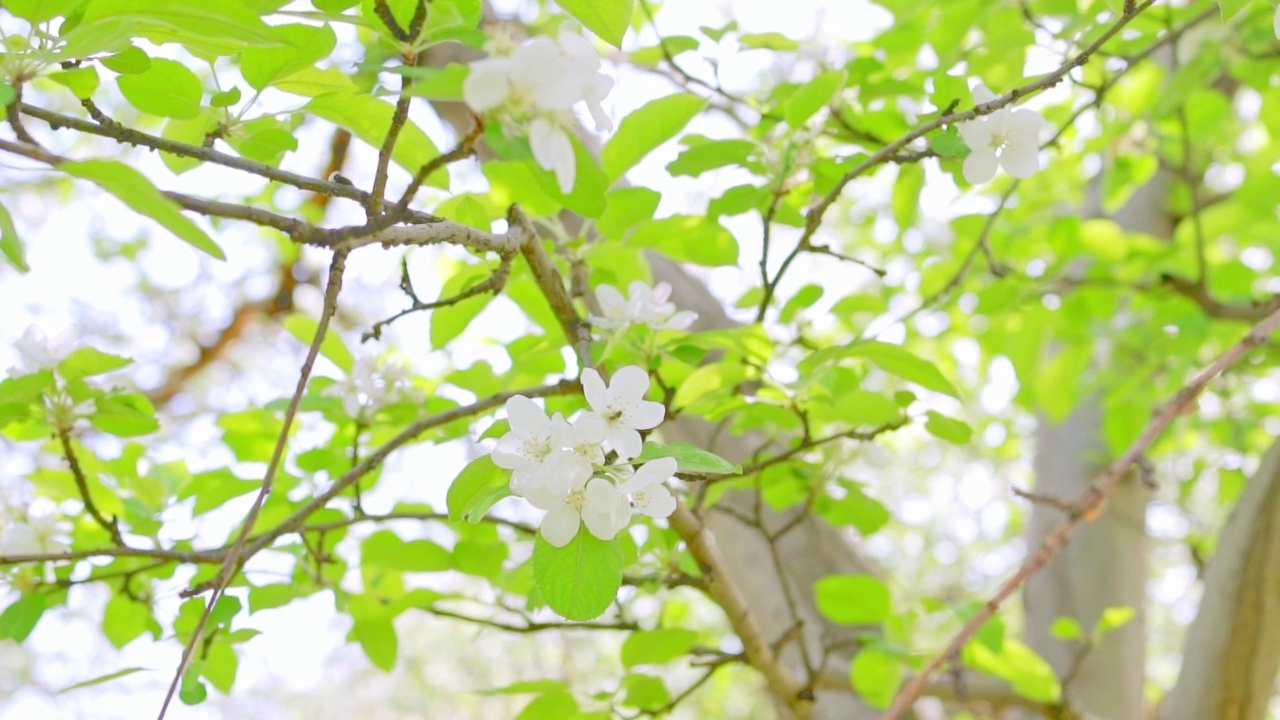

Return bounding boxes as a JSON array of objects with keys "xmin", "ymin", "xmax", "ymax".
[{"xmin": 62, "ymin": 160, "xmax": 225, "ymax": 259}]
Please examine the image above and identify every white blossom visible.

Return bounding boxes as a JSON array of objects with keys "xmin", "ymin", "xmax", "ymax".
[
  {"xmin": 956, "ymin": 84, "xmax": 1044, "ymax": 184},
  {"xmin": 552, "ymin": 412, "xmax": 607, "ymax": 466},
  {"xmin": 590, "ymin": 282, "xmax": 698, "ymax": 333},
  {"xmin": 324, "ymin": 356, "xmax": 421, "ymax": 420},
  {"xmin": 492, "ymin": 395, "xmax": 559, "ymax": 490},
  {"xmin": 461, "ymin": 30, "xmax": 612, "ymax": 193},
  {"xmin": 0, "ymin": 511, "xmax": 67, "ymax": 556},
  {"xmin": 617, "ymin": 457, "xmax": 678, "ymax": 519},
  {"xmin": 1275, "ymin": 4, "xmax": 1280, "ymax": 41},
  {"xmin": 580, "ymin": 366, "xmax": 665, "ymax": 460},
  {"xmin": 528, "ymin": 470, "xmax": 630, "ymax": 547},
  {"xmin": 9, "ymin": 325, "xmax": 77, "ymax": 377}
]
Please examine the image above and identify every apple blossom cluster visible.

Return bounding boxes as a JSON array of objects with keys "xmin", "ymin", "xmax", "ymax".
[
  {"xmin": 956, "ymin": 83, "xmax": 1044, "ymax": 184},
  {"xmin": 462, "ymin": 29, "xmax": 613, "ymax": 194},
  {"xmin": 0, "ymin": 500, "xmax": 67, "ymax": 557},
  {"xmin": 490, "ymin": 366, "xmax": 677, "ymax": 547},
  {"xmin": 590, "ymin": 281, "xmax": 698, "ymax": 334},
  {"xmin": 323, "ymin": 356, "xmax": 422, "ymax": 421},
  {"xmin": 8, "ymin": 325, "xmax": 76, "ymax": 378}
]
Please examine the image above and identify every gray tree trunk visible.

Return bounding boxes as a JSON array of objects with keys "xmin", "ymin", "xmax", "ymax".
[
  {"xmin": 1018, "ymin": 177, "xmax": 1170, "ymax": 719},
  {"xmin": 1156, "ymin": 436, "xmax": 1280, "ymax": 720}
]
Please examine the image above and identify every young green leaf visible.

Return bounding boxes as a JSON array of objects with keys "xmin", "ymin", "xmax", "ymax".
[
  {"xmin": 532, "ymin": 532, "xmax": 623, "ymax": 621},
  {"xmin": 814, "ymin": 574, "xmax": 892, "ymax": 626},
  {"xmin": 555, "ymin": 0, "xmax": 634, "ymax": 48},
  {"xmin": 446, "ymin": 455, "xmax": 507, "ymax": 522},
  {"xmin": 0, "ymin": 201, "xmax": 29, "ymax": 273},
  {"xmin": 602, "ymin": 94, "xmax": 707, "ymax": 181},
  {"xmin": 636, "ymin": 441, "xmax": 740, "ymax": 474}
]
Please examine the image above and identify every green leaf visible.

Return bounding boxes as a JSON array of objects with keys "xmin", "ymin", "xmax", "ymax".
[
  {"xmin": 784, "ymin": 69, "xmax": 846, "ymax": 127},
  {"xmin": 241, "ymin": 23, "xmax": 337, "ymax": 91},
  {"xmin": 306, "ymin": 93, "xmax": 448, "ymax": 188},
  {"xmin": 0, "ymin": 371, "xmax": 54, "ymax": 404},
  {"xmin": 963, "ymin": 639, "xmax": 1060, "ymax": 703},
  {"xmin": 850, "ymin": 648, "xmax": 904, "ymax": 709},
  {"xmin": 1216, "ymin": 0, "xmax": 1253, "ymax": 20},
  {"xmin": 350, "ymin": 606, "xmax": 398, "ymax": 670},
  {"xmin": 630, "ymin": 215, "xmax": 738, "ymax": 266},
  {"xmin": 202, "ymin": 641, "xmax": 237, "ymax": 693},
  {"xmin": 50, "ymin": 67, "xmax": 100, "ymax": 99},
  {"xmin": 517, "ymin": 689, "xmax": 579, "ymax": 720},
  {"xmin": 79, "ymin": 0, "xmax": 284, "ymax": 47},
  {"xmin": 0, "ymin": 201, "xmax": 30, "ymax": 273},
  {"xmin": 62, "ymin": 159, "xmax": 226, "ymax": 260},
  {"xmin": 102, "ymin": 594, "xmax": 151, "ymax": 649},
  {"xmin": 1049, "ymin": 616, "xmax": 1082, "ymax": 642},
  {"xmin": 620, "ymin": 673, "xmax": 668, "ymax": 710},
  {"xmin": 90, "ymin": 393, "xmax": 160, "ymax": 437},
  {"xmin": 554, "ymin": 0, "xmax": 634, "ymax": 48},
  {"xmin": 814, "ymin": 574, "xmax": 891, "ymax": 626},
  {"xmin": 1094, "ymin": 606, "xmax": 1135, "ymax": 635},
  {"xmin": 273, "ymin": 66, "xmax": 358, "ymax": 97},
  {"xmin": 844, "ymin": 341, "xmax": 960, "ymax": 398},
  {"xmin": 636, "ymin": 441, "xmax": 739, "ymax": 474},
  {"xmin": 446, "ymin": 455, "xmax": 508, "ymax": 523},
  {"xmin": 401, "ymin": 63, "xmax": 469, "ymax": 100},
  {"xmin": 225, "ymin": 116, "xmax": 297, "ymax": 166},
  {"xmin": 361, "ymin": 530, "xmax": 452, "ymax": 572},
  {"xmin": 0, "ymin": 594, "xmax": 46, "ymax": 641},
  {"xmin": 924, "ymin": 411, "xmax": 972, "ymax": 444},
  {"xmin": 100, "ymin": 46, "xmax": 151, "ymax": 74},
  {"xmin": 282, "ymin": 314, "xmax": 353, "ymax": 374},
  {"xmin": 532, "ymin": 531, "xmax": 623, "ymax": 621},
  {"xmin": 620, "ymin": 628, "xmax": 698, "ymax": 667},
  {"xmin": 6, "ymin": 0, "xmax": 83, "ymax": 23},
  {"xmin": 602, "ymin": 94, "xmax": 707, "ymax": 181},
  {"xmin": 57, "ymin": 667, "xmax": 152, "ymax": 694},
  {"xmin": 116, "ymin": 58, "xmax": 202, "ymax": 118},
  {"xmin": 667, "ymin": 138, "xmax": 760, "ymax": 177},
  {"xmin": 597, "ymin": 187, "xmax": 660, "ymax": 240},
  {"xmin": 58, "ymin": 347, "xmax": 131, "ymax": 381}
]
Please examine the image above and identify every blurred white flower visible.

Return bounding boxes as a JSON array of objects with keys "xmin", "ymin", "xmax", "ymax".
[
  {"xmin": 462, "ymin": 30, "xmax": 612, "ymax": 193},
  {"xmin": 0, "ymin": 510, "xmax": 68, "ymax": 556},
  {"xmin": 956, "ymin": 83, "xmax": 1044, "ymax": 184},
  {"xmin": 324, "ymin": 356, "xmax": 421, "ymax": 420},
  {"xmin": 590, "ymin": 281, "xmax": 697, "ymax": 333},
  {"xmin": 9, "ymin": 325, "xmax": 77, "ymax": 377}
]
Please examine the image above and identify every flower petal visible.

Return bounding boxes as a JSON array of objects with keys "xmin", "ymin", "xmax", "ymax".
[
  {"xmin": 1007, "ymin": 108, "xmax": 1044, "ymax": 137},
  {"xmin": 627, "ymin": 400, "xmax": 666, "ymax": 430},
  {"xmin": 581, "ymin": 368, "xmax": 608, "ymax": 413},
  {"xmin": 636, "ymin": 484, "xmax": 677, "ymax": 518},
  {"xmin": 999, "ymin": 144, "xmax": 1040, "ymax": 179},
  {"xmin": 461, "ymin": 58, "xmax": 511, "ymax": 112},
  {"xmin": 619, "ymin": 456, "xmax": 676, "ymax": 493},
  {"xmin": 610, "ymin": 365, "xmax": 651, "ymax": 402},
  {"xmin": 528, "ymin": 118, "xmax": 577, "ymax": 194},
  {"xmin": 971, "ymin": 83, "xmax": 996, "ymax": 105},
  {"xmin": 608, "ymin": 426, "xmax": 643, "ymax": 461},
  {"xmin": 505, "ymin": 395, "xmax": 549, "ymax": 440},
  {"xmin": 962, "ymin": 149, "xmax": 999, "ymax": 184},
  {"xmin": 541, "ymin": 504, "xmax": 581, "ymax": 547}
]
